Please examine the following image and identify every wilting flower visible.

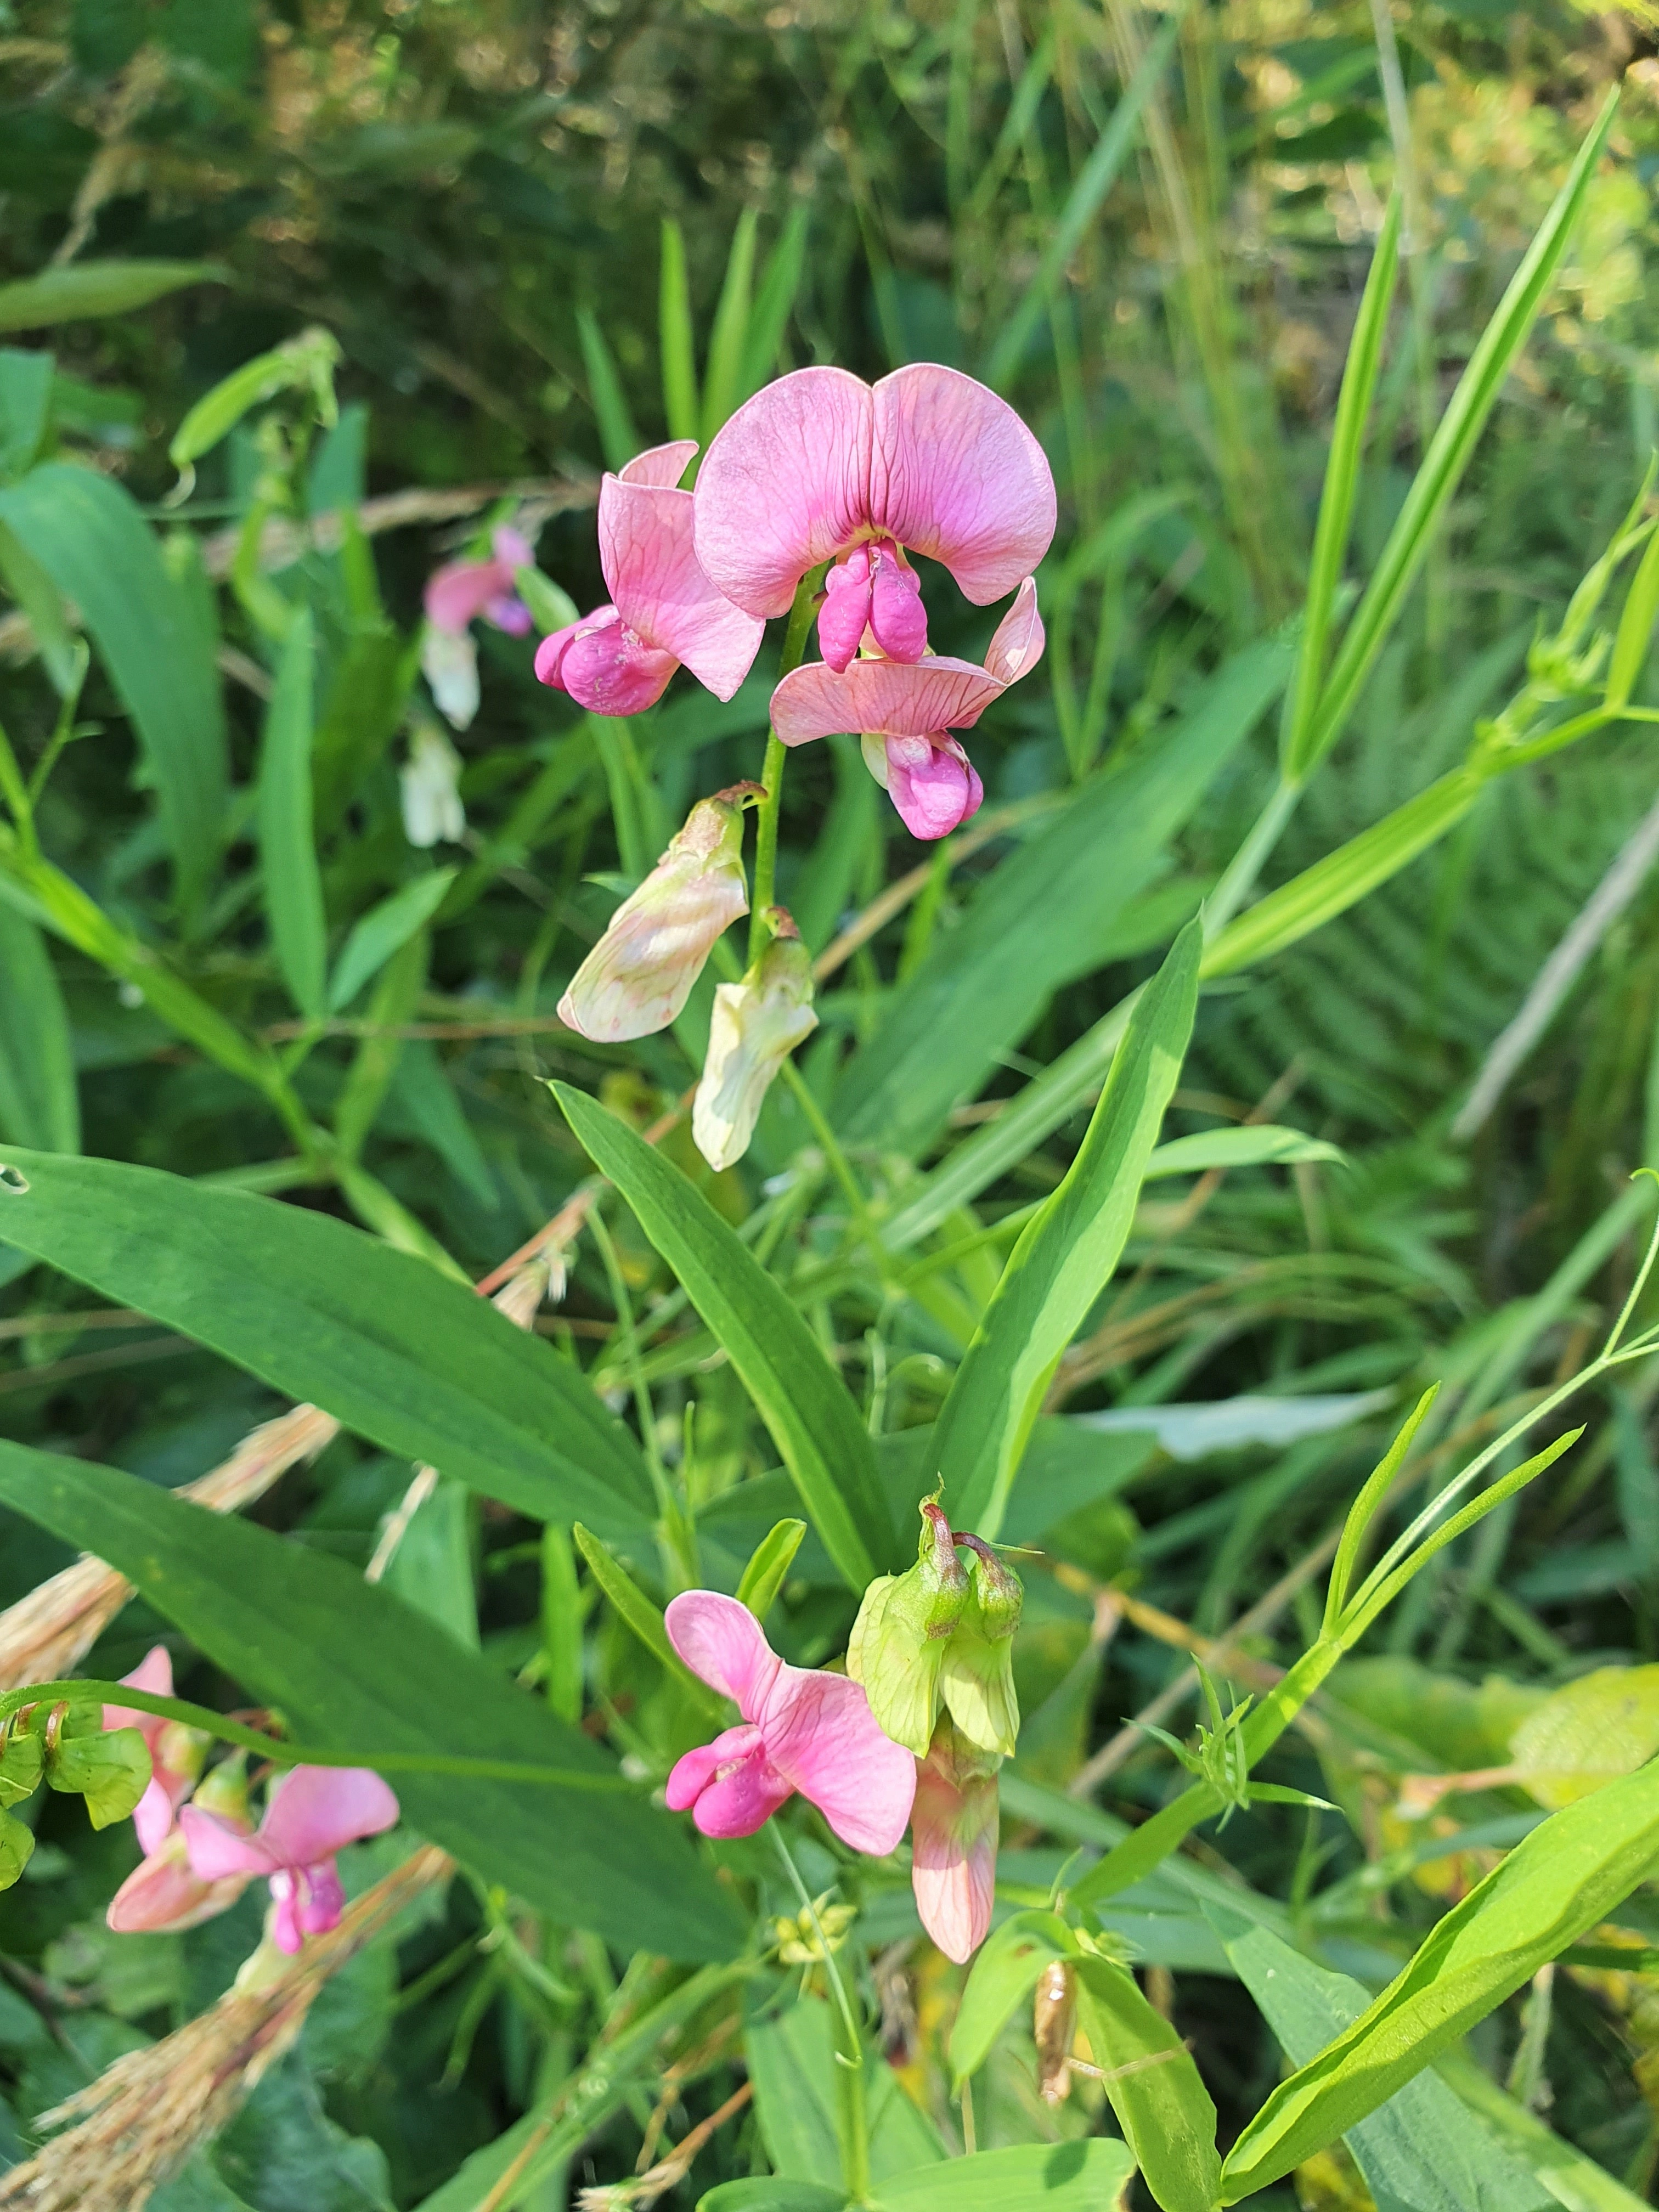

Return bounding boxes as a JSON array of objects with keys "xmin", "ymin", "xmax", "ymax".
[
  {"xmin": 910, "ymin": 1718, "xmax": 1001, "ymax": 1964},
  {"xmin": 422, "ymin": 525, "xmax": 535, "ymax": 730},
  {"xmin": 847, "ymin": 1502, "xmax": 968, "ymax": 1758},
  {"xmin": 400, "ymin": 723, "xmax": 467, "ymax": 849},
  {"xmin": 181, "ymin": 1765, "xmax": 399, "ymax": 1955},
  {"xmin": 103, "ymin": 1646, "xmax": 207, "ymax": 1857},
  {"xmin": 559, "ymin": 785, "xmax": 758, "ymax": 1042},
  {"xmin": 106, "ymin": 1757, "xmax": 255, "ymax": 1937},
  {"xmin": 537, "ymin": 441, "xmax": 764, "ymax": 716},
  {"xmin": 663, "ymin": 1590, "xmax": 915, "ymax": 1855},
  {"xmin": 770, "ymin": 579, "xmax": 1045, "ymax": 839},
  {"xmin": 691, "ymin": 910, "xmax": 818, "ymax": 1171},
  {"xmin": 694, "ymin": 364, "xmax": 1056, "ymax": 674}
]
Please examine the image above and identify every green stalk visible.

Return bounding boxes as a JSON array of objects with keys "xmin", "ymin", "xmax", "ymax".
[
  {"xmin": 749, "ymin": 569, "xmax": 825, "ymax": 963},
  {"xmin": 774, "ymin": 1826, "xmax": 870, "ymax": 2204}
]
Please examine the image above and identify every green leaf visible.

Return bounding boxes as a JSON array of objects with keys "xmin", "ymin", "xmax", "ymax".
[
  {"xmin": 1607, "ymin": 518, "xmax": 1659, "ymax": 710},
  {"xmin": 0, "ymin": 901, "xmax": 78, "ymax": 1152},
  {"xmin": 572, "ymin": 1523, "xmax": 720, "ymax": 1713},
  {"xmin": 701, "ymin": 208, "xmax": 758, "ymax": 444},
  {"xmin": 1436, "ymin": 2046, "xmax": 1655, "ymax": 2212},
  {"xmin": 0, "ymin": 347, "xmax": 54, "ymax": 479},
  {"xmin": 553, "ymin": 1085, "xmax": 891, "ymax": 1585},
  {"xmin": 1282, "ymin": 194, "xmax": 1401, "ymax": 780},
  {"xmin": 0, "ymin": 1440, "xmax": 743, "ymax": 1961},
  {"xmin": 947, "ymin": 1909, "xmax": 1074, "ymax": 2089},
  {"xmin": 930, "ymin": 921, "xmax": 1200, "ymax": 1538},
  {"xmin": 659, "ymin": 218, "xmax": 701, "ymax": 445},
  {"xmin": 875, "ymin": 2142, "xmax": 1137, "ymax": 2212},
  {"xmin": 1144, "ymin": 1125, "xmax": 1346, "ymax": 1178},
  {"xmin": 737, "ymin": 207, "xmax": 810, "ymax": 407},
  {"xmin": 576, "ymin": 307, "xmax": 640, "ymax": 473},
  {"xmin": 841, "ymin": 634, "xmax": 1290, "ymax": 1161},
  {"xmin": 745, "ymin": 1996, "xmax": 943, "ymax": 2187},
  {"xmin": 0, "ymin": 462, "xmax": 228, "ymax": 910},
  {"xmin": 0, "ymin": 1147, "xmax": 654, "ymax": 1541},
  {"xmin": 259, "ymin": 610, "xmax": 328, "ymax": 1021},
  {"xmin": 1205, "ymin": 1904, "xmax": 1558, "ymax": 2212},
  {"xmin": 1300, "ymin": 90, "xmax": 1620, "ymax": 773},
  {"xmin": 1218, "ymin": 1749, "xmax": 1659, "ymax": 2202},
  {"xmin": 700, "ymin": 2188, "xmax": 845, "ymax": 2212},
  {"xmin": 380, "ymin": 1476, "xmax": 478, "ymax": 1650},
  {"xmin": 736, "ymin": 1519, "xmax": 806, "ymax": 1620},
  {"xmin": 1071, "ymin": 1955, "xmax": 1221, "ymax": 2212},
  {"xmin": 0, "ymin": 260, "xmax": 225, "ymax": 332},
  {"xmin": 328, "ymin": 870, "xmax": 456, "ymax": 1012}
]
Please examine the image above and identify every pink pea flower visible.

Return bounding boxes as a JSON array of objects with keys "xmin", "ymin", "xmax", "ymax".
[
  {"xmin": 103, "ymin": 1645, "xmax": 206, "ymax": 1858},
  {"xmin": 106, "ymin": 1754, "xmax": 256, "ymax": 1938},
  {"xmin": 910, "ymin": 1720, "xmax": 1001, "ymax": 1965},
  {"xmin": 536, "ymin": 441, "xmax": 764, "ymax": 716},
  {"xmin": 663, "ymin": 1592, "xmax": 915, "ymax": 1857},
  {"xmin": 770, "ymin": 577, "xmax": 1045, "ymax": 840},
  {"xmin": 181, "ymin": 1765, "xmax": 399, "ymax": 1955},
  {"xmin": 693, "ymin": 365, "xmax": 1056, "ymax": 672},
  {"xmin": 423, "ymin": 526, "xmax": 537, "ymax": 731}
]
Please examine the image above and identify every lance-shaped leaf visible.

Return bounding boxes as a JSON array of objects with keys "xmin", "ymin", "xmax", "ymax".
[
  {"xmin": 1072, "ymin": 1954, "xmax": 1222, "ymax": 2212},
  {"xmin": 0, "ymin": 1148, "xmax": 653, "ymax": 1541},
  {"xmin": 554, "ymin": 1084, "xmax": 891, "ymax": 1584},
  {"xmin": 0, "ymin": 1441, "xmax": 743, "ymax": 1962},
  {"xmin": 929, "ymin": 920, "xmax": 1200, "ymax": 1539}
]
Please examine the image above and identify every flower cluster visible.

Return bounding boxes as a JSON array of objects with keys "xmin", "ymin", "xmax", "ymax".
[
  {"xmin": 663, "ymin": 1512, "xmax": 1022, "ymax": 1968},
  {"xmin": 541, "ymin": 363, "xmax": 1053, "ymax": 1169}
]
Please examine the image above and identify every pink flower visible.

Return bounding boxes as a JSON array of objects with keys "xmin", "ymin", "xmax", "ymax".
[
  {"xmin": 537, "ymin": 441, "xmax": 764, "ymax": 716},
  {"xmin": 693, "ymin": 365, "xmax": 1056, "ymax": 672},
  {"xmin": 106, "ymin": 1824, "xmax": 253, "ymax": 1936},
  {"xmin": 425, "ymin": 526, "xmax": 536, "ymax": 640},
  {"xmin": 663, "ymin": 1592, "xmax": 915, "ymax": 1857},
  {"xmin": 181, "ymin": 1765, "xmax": 399, "ymax": 1955},
  {"xmin": 769, "ymin": 578, "xmax": 1045, "ymax": 840},
  {"xmin": 910, "ymin": 1722, "xmax": 1001, "ymax": 1965},
  {"xmin": 104, "ymin": 1645, "xmax": 204, "ymax": 1857}
]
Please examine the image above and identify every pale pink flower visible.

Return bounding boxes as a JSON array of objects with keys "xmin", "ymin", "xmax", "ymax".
[
  {"xmin": 537, "ymin": 441, "xmax": 764, "ymax": 716},
  {"xmin": 691, "ymin": 910, "xmax": 817, "ymax": 1171},
  {"xmin": 106, "ymin": 1755, "xmax": 255, "ymax": 1938},
  {"xmin": 181, "ymin": 1765, "xmax": 399, "ymax": 1955},
  {"xmin": 663, "ymin": 1592, "xmax": 915, "ymax": 1856},
  {"xmin": 910, "ymin": 1720, "xmax": 1001, "ymax": 1965},
  {"xmin": 558, "ymin": 786, "xmax": 757, "ymax": 1042},
  {"xmin": 425, "ymin": 526, "xmax": 537, "ymax": 640},
  {"xmin": 770, "ymin": 578, "xmax": 1044, "ymax": 840},
  {"xmin": 103, "ymin": 1645, "xmax": 205, "ymax": 1857},
  {"xmin": 693, "ymin": 365, "xmax": 1055, "ymax": 672}
]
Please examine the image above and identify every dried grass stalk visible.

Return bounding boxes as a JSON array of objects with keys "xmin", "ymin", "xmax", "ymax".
[{"xmin": 0, "ymin": 1846, "xmax": 453, "ymax": 2212}]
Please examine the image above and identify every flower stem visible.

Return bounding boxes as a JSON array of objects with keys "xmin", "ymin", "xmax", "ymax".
[
  {"xmin": 749, "ymin": 567, "xmax": 827, "ymax": 964},
  {"xmin": 772, "ymin": 1824, "xmax": 870, "ymax": 2205}
]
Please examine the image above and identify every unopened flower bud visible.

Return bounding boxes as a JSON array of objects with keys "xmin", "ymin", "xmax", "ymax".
[
  {"xmin": 560, "ymin": 786, "xmax": 760, "ymax": 1043},
  {"xmin": 848, "ymin": 1502, "xmax": 969, "ymax": 1758},
  {"xmin": 939, "ymin": 1537, "xmax": 1023, "ymax": 1759},
  {"xmin": 401, "ymin": 722, "xmax": 467, "ymax": 845},
  {"xmin": 1034, "ymin": 1959, "xmax": 1078, "ymax": 2104},
  {"xmin": 911, "ymin": 1716, "xmax": 1001, "ymax": 1963},
  {"xmin": 692, "ymin": 909, "xmax": 819, "ymax": 1171}
]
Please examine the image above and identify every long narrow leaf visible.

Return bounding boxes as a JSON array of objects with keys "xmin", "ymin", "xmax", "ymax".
[
  {"xmin": 554, "ymin": 1084, "xmax": 891, "ymax": 1585},
  {"xmin": 0, "ymin": 901, "xmax": 77, "ymax": 1152},
  {"xmin": 258, "ymin": 609, "xmax": 327, "ymax": 1020},
  {"xmin": 702, "ymin": 207, "xmax": 759, "ymax": 442},
  {"xmin": 576, "ymin": 306, "xmax": 640, "ymax": 472},
  {"xmin": 659, "ymin": 218, "xmax": 701, "ymax": 445}
]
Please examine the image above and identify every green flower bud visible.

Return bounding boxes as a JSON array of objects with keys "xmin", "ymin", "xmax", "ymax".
[
  {"xmin": 41, "ymin": 1706, "xmax": 151, "ymax": 1831},
  {"xmin": 0, "ymin": 1809, "xmax": 33, "ymax": 1892},
  {"xmin": 939, "ymin": 1538, "xmax": 1023, "ymax": 1759},
  {"xmin": 848, "ymin": 1502, "xmax": 968, "ymax": 1757},
  {"xmin": 0, "ymin": 1730, "xmax": 43, "ymax": 1810}
]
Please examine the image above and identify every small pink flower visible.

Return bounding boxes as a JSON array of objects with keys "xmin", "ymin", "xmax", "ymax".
[
  {"xmin": 181, "ymin": 1765, "xmax": 399, "ymax": 1955},
  {"xmin": 537, "ymin": 441, "xmax": 764, "ymax": 716},
  {"xmin": 663, "ymin": 1592, "xmax": 915, "ymax": 1857},
  {"xmin": 425, "ymin": 526, "xmax": 536, "ymax": 640},
  {"xmin": 693, "ymin": 365, "xmax": 1056, "ymax": 671},
  {"xmin": 106, "ymin": 1824, "xmax": 253, "ymax": 1936},
  {"xmin": 910, "ymin": 1723, "xmax": 1001, "ymax": 1965},
  {"xmin": 104, "ymin": 1645, "xmax": 204, "ymax": 1858},
  {"xmin": 770, "ymin": 578, "xmax": 1044, "ymax": 840}
]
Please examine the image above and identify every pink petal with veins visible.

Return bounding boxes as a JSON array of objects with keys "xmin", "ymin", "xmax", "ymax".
[
  {"xmin": 757, "ymin": 1667, "xmax": 915, "ymax": 1855},
  {"xmin": 107, "ymin": 1829, "xmax": 250, "ymax": 1936},
  {"xmin": 693, "ymin": 366, "xmax": 874, "ymax": 618},
  {"xmin": 664, "ymin": 1592, "xmax": 780, "ymax": 1718},
  {"xmin": 619, "ymin": 439, "xmax": 699, "ymax": 489},
  {"xmin": 885, "ymin": 735, "xmax": 983, "ymax": 841},
  {"xmin": 910, "ymin": 1749, "xmax": 998, "ymax": 1963},
  {"xmin": 600, "ymin": 476, "xmax": 764, "ymax": 701},
  {"xmin": 259, "ymin": 1766, "xmax": 399, "ymax": 1870},
  {"xmin": 984, "ymin": 578, "xmax": 1045, "ymax": 685},
  {"xmin": 771, "ymin": 654, "xmax": 1002, "ymax": 748},
  {"xmin": 180, "ymin": 1804, "xmax": 275, "ymax": 1881},
  {"xmin": 557, "ymin": 614, "xmax": 680, "ymax": 715},
  {"xmin": 870, "ymin": 364, "xmax": 1056, "ymax": 606},
  {"xmin": 535, "ymin": 606, "xmax": 612, "ymax": 689}
]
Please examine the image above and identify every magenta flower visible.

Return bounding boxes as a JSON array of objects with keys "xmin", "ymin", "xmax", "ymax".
[
  {"xmin": 536, "ymin": 441, "xmax": 764, "ymax": 716},
  {"xmin": 663, "ymin": 1592, "xmax": 915, "ymax": 1857},
  {"xmin": 910, "ymin": 1722, "xmax": 1001, "ymax": 1965},
  {"xmin": 693, "ymin": 365, "xmax": 1056, "ymax": 672},
  {"xmin": 104, "ymin": 1645, "xmax": 204, "ymax": 1857},
  {"xmin": 770, "ymin": 578, "xmax": 1045, "ymax": 840},
  {"xmin": 181, "ymin": 1764, "xmax": 399, "ymax": 1955}
]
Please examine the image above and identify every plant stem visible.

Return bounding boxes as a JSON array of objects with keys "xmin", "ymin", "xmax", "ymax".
[
  {"xmin": 749, "ymin": 569, "xmax": 826, "ymax": 963},
  {"xmin": 773, "ymin": 1825, "xmax": 870, "ymax": 2204}
]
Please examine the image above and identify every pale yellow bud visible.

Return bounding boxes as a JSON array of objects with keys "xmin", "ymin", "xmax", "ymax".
[{"xmin": 691, "ymin": 911, "xmax": 817, "ymax": 1170}]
